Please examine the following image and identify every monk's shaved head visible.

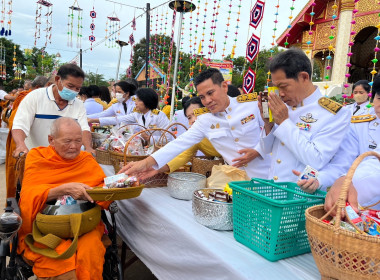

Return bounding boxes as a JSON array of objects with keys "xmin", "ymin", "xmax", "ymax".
[
  {"xmin": 49, "ymin": 117, "xmax": 83, "ymax": 160},
  {"xmin": 50, "ymin": 117, "xmax": 81, "ymax": 138}
]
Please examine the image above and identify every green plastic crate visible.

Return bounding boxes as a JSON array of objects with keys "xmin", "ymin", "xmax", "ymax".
[{"xmin": 229, "ymin": 178, "xmax": 326, "ymax": 262}]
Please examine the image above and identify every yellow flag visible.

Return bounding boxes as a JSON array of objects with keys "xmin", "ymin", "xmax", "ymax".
[{"xmin": 198, "ymin": 40, "xmax": 202, "ymax": 54}]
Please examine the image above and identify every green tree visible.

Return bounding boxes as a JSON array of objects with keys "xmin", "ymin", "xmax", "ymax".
[
  {"xmin": 23, "ymin": 47, "xmax": 58, "ymax": 80},
  {"xmin": 84, "ymin": 72, "xmax": 110, "ymax": 87}
]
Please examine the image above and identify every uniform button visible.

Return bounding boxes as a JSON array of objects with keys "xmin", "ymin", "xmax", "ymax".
[
  {"xmin": 276, "ymin": 159, "xmax": 281, "ymax": 164},
  {"xmin": 273, "ymin": 176, "xmax": 278, "ymax": 180},
  {"xmin": 231, "ymin": 126, "xmax": 235, "ymax": 130},
  {"xmin": 292, "ymin": 107, "xmax": 297, "ymax": 111},
  {"xmin": 227, "ymin": 115, "xmax": 232, "ymax": 119},
  {"xmin": 228, "ymin": 108, "xmax": 232, "ymax": 112},
  {"xmin": 234, "ymin": 138, "xmax": 239, "ymax": 142},
  {"xmin": 280, "ymin": 142, "xmax": 285, "ymax": 146}
]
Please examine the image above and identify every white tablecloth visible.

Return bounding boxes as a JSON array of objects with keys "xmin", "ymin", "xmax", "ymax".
[{"xmin": 115, "ymin": 187, "xmax": 320, "ymax": 280}]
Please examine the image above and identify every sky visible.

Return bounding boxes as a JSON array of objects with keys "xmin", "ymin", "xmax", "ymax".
[{"xmin": 9, "ymin": 0, "xmax": 307, "ymax": 80}]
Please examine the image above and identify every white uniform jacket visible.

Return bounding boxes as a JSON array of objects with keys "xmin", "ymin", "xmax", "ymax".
[
  {"xmin": 151, "ymin": 95, "xmax": 271, "ymax": 179},
  {"xmin": 87, "ymin": 97, "xmax": 135, "ymax": 119},
  {"xmin": 352, "ymin": 149, "xmax": 380, "ymax": 209},
  {"xmin": 318, "ymin": 114, "xmax": 380, "ymax": 189},
  {"xmin": 170, "ymin": 109, "xmax": 189, "ymax": 137},
  {"xmin": 259, "ymin": 87, "xmax": 351, "ymax": 183},
  {"xmin": 346, "ymin": 101, "xmax": 373, "ymax": 116}
]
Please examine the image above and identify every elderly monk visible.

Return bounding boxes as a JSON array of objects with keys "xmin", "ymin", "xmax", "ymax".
[
  {"xmin": 5, "ymin": 76, "xmax": 48, "ymax": 198},
  {"xmin": 17, "ymin": 117, "xmax": 110, "ymax": 280}
]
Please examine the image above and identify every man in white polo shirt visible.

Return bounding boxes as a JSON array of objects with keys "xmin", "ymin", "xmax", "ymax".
[{"xmin": 12, "ymin": 63, "xmax": 93, "ymax": 156}]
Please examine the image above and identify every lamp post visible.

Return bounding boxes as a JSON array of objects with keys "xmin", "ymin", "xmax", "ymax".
[
  {"xmin": 115, "ymin": 40, "xmax": 129, "ymax": 82},
  {"xmin": 168, "ymin": 0, "xmax": 196, "ymax": 121}
]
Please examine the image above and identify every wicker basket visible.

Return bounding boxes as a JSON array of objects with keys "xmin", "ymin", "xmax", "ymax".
[
  {"xmin": 111, "ymin": 128, "xmax": 177, "ymax": 174},
  {"xmin": 305, "ymin": 151, "xmax": 380, "ymax": 280},
  {"xmin": 95, "ymin": 148, "xmax": 112, "ymax": 165},
  {"xmin": 192, "ymin": 156, "xmax": 224, "ymax": 177}
]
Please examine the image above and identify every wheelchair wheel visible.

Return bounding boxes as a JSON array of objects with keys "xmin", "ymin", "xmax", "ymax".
[
  {"xmin": 0, "ymin": 256, "xmax": 5, "ymax": 280},
  {"xmin": 103, "ymin": 246, "xmax": 123, "ymax": 280}
]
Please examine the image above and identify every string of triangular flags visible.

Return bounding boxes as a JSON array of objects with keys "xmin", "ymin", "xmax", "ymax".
[{"xmin": 243, "ymin": 0, "xmax": 265, "ymax": 94}]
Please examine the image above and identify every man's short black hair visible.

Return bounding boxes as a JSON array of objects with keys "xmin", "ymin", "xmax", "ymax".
[
  {"xmin": 136, "ymin": 88, "xmax": 158, "ymax": 110},
  {"xmin": 227, "ymin": 85, "xmax": 241, "ymax": 97},
  {"xmin": 353, "ymin": 80, "xmax": 370, "ymax": 93},
  {"xmin": 194, "ymin": 68, "xmax": 224, "ymax": 88},
  {"xmin": 57, "ymin": 63, "xmax": 85, "ymax": 80},
  {"xmin": 99, "ymin": 86, "xmax": 111, "ymax": 103},
  {"xmin": 87, "ymin": 85, "xmax": 101, "ymax": 98},
  {"xmin": 269, "ymin": 48, "xmax": 312, "ymax": 80},
  {"xmin": 115, "ymin": 81, "xmax": 137, "ymax": 96},
  {"xmin": 183, "ymin": 96, "xmax": 203, "ymax": 117}
]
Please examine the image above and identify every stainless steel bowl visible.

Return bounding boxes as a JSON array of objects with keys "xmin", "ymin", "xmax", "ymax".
[
  {"xmin": 167, "ymin": 172, "xmax": 206, "ymax": 200},
  {"xmin": 192, "ymin": 188, "xmax": 233, "ymax": 231}
]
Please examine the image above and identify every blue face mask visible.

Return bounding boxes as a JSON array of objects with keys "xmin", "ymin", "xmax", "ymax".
[{"xmin": 58, "ymin": 81, "xmax": 79, "ymax": 101}]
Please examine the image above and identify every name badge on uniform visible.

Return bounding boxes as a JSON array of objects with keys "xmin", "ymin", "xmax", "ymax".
[
  {"xmin": 241, "ymin": 114, "xmax": 255, "ymax": 125},
  {"xmin": 369, "ymin": 140, "xmax": 377, "ymax": 149},
  {"xmin": 296, "ymin": 122, "xmax": 311, "ymax": 131},
  {"xmin": 149, "ymin": 124, "xmax": 157, "ymax": 129},
  {"xmin": 116, "ymin": 110, "xmax": 121, "ymax": 114}
]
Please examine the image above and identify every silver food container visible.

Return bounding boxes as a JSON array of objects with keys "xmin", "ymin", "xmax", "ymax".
[
  {"xmin": 192, "ymin": 188, "xmax": 233, "ymax": 231},
  {"xmin": 167, "ymin": 172, "xmax": 206, "ymax": 200}
]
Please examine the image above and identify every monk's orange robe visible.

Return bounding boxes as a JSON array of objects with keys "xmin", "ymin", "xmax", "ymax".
[
  {"xmin": 5, "ymin": 89, "xmax": 31, "ymax": 198},
  {"xmin": 17, "ymin": 146, "xmax": 110, "ymax": 279}
]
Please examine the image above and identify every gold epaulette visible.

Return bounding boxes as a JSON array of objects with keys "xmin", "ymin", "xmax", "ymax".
[
  {"xmin": 94, "ymin": 98, "xmax": 107, "ymax": 109},
  {"xmin": 351, "ymin": 114, "xmax": 376, "ymax": 123},
  {"xmin": 318, "ymin": 97, "xmax": 342, "ymax": 115},
  {"xmin": 236, "ymin": 92, "xmax": 258, "ymax": 103},
  {"xmin": 152, "ymin": 109, "xmax": 159, "ymax": 115},
  {"xmin": 106, "ymin": 98, "xmax": 118, "ymax": 109},
  {"xmin": 194, "ymin": 107, "xmax": 210, "ymax": 116},
  {"xmin": 133, "ymin": 107, "xmax": 142, "ymax": 113},
  {"xmin": 132, "ymin": 96, "xmax": 136, "ymax": 101}
]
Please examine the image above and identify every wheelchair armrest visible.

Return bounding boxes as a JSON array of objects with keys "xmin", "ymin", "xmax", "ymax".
[{"xmin": 6, "ymin": 198, "xmax": 20, "ymax": 216}]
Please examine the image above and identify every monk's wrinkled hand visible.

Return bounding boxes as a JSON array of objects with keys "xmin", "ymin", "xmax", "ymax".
[
  {"xmin": 13, "ymin": 144, "xmax": 29, "ymax": 158},
  {"xmin": 63, "ymin": 182, "xmax": 94, "ymax": 203},
  {"xmin": 324, "ymin": 176, "xmax": 358, "ymax": 217},
  {"xmin": 292, "ymin": 170, "xmax": 320, "ymax": 194},
  {"xmin": 232, "ymin": 149, "xmax": 259, "ymax": 168}
]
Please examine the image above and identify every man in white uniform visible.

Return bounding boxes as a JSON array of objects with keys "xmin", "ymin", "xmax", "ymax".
[
  {"xmin": 12, "ymin": 64, "xmax": 93, "ymax": 156},
  {"xmin": 119, "ymin": 68, "xmax": 270, "ymax": 179},
  {"xmin": 258, "ymin": 48, "xmax": 350, "ymax": 183}
]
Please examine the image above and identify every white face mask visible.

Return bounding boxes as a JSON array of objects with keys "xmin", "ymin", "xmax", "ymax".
[{"xmin": 116, "ymin": 93, "xmax": 125, "ymax": 103}]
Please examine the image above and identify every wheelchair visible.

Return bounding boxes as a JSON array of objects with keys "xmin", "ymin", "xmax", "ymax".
[{"xmin": 0, "ymin": 155, "xmax": 124, "ymax": 280}]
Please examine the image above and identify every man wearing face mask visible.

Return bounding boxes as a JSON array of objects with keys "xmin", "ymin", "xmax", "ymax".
[{"xmin": 12, "ymin": 64, "xmax": 94, "ymax": 156}]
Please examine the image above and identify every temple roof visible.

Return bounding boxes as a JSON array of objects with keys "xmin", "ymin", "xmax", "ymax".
[{"xmin": 277, "ymin": 0, "xmax": 333, "ymax": 47}]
